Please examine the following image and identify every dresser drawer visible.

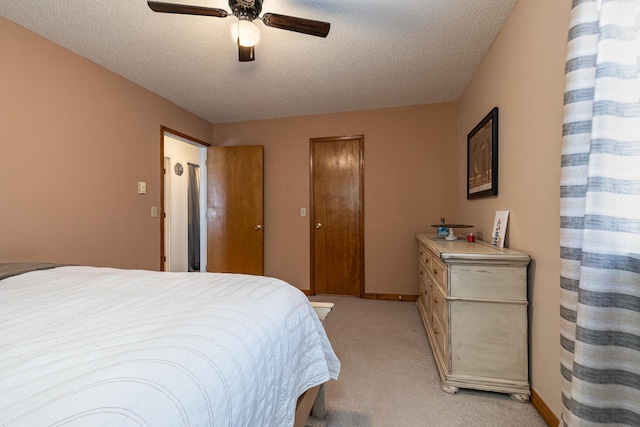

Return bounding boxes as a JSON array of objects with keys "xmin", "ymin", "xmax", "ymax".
[
  {"xmin": 431, "ymin": 307, "xmax": 447, "ymax": 360},
  {"xmin": 418, "ymin": 278, "xmax": 428, "ymax": 313},
  {"xmin": 420, "ymin": 242, "xmax": 447, "ymax": 290},
  {"xmin": 418, "ymin": 242, "xmax": 433, "ymax": 270},
  {"xmin": 431, "ymin": 283, "xmax": 447, "ymax": 326},
  {"xmin": 430, "ymin": 256, "xmax": 447, "ymax": 292},
  {"xmin": 418, "ymin": 257, "xmax": 428, "ymax": 286},
  {"xmin": 449, "ymin": 265, "xmax": 527, "ymax": 300}
]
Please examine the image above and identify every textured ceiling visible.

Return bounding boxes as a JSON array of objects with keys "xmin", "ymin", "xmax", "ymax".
[{"xmin": 0, "ymin": 0, "xmax": 518, "ymax": 124}]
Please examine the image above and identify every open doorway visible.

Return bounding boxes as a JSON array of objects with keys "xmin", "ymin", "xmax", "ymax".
[{"xmin": 161, "ymin": 128, "xmax": 208, "ymax": 272}]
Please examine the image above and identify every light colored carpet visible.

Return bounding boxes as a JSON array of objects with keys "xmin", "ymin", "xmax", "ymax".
[{"xmin": 307, "ymin": 295, "xmax": 548, "ymax": 427}]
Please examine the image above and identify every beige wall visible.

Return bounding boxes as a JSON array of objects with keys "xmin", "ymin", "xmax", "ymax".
[
  {"xmin": 0, "ymin": 17, "xmax": 211, "ymax": 269},
  {"xmin": 211, "ymin": 104, "xmax": 459, "ymax": 294},
  {"xmin": 455, "ymin": 0, "xmax": 570, "ymax": 417}
]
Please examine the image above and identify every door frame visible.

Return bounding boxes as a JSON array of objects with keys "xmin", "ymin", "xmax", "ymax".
[
  {"xmin": 309, "ymin": 135, "xmax": 365, "ymax": 296},
  {"xmin": 159, "ymin": 126, "xmax": 209, "ymax": 271}
]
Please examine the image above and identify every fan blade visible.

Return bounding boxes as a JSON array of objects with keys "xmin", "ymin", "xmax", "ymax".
[
  {"xmin": 147, "ymin": 1, "xmax": 228, "ymax": 18},
  {"xmin": 262, "ymin": 13, "xmax": 330, "ymax": 38}
]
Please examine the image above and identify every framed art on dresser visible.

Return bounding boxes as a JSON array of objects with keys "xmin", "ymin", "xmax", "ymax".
[{"xmin": 467, "ymin": 107, "xmax": 498, "ymax": 199}]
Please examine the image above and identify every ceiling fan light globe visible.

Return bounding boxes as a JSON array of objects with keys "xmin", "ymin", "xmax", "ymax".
[{"xmin": 231, "ymin": 20, "xmax": 260, "ymax": 47}]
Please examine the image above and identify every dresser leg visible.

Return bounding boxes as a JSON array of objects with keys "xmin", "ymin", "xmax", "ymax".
[
  {"xmin": 441, "ymin": 384, "xmax": 459, "ymax": 395},
  {"xmin": 509, "ymin": 393, "xmax": 530, "ymax": 403}
]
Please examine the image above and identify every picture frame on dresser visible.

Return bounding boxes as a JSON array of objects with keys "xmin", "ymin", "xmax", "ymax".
[{"xmin": 467, "ymin": 107, "xmax": 498, "ymax": 199}]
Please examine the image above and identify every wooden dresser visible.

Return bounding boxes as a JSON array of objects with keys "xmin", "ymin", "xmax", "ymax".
[{"xmin": 416, "ymin": 233, "xmax": 531, "ymax": 402}]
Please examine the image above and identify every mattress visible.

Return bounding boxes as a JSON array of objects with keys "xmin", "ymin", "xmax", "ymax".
[{"xmin": 0, "ymin": 265, "xmax": 340, "ymax": 426}]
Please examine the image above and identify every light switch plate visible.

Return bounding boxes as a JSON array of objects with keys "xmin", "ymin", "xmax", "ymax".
[{"xmin": 138, "ymin": 181, "xmax": 147, "ymax": 195}]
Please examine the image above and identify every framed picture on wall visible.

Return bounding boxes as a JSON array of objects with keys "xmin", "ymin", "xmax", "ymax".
[{"xmin": 467, "ymin": 107, "xmax": 498, "ymax": 199}]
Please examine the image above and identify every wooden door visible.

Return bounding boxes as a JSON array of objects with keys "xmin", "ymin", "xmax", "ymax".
[
  {"xmin": 207, "ymin": 145, "xmax": 264, "ymax": 275},
  {"xmin": 310, "ymin": 136, "xmax": 364, "ymax": 296}
]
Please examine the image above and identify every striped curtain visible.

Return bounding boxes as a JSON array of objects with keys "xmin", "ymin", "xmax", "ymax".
[{"xmin": 561, "ymin": 0, "xmax": 640, "ymax": 425}]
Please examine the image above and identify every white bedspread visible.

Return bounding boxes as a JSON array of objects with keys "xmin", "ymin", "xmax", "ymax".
[{"xmin": 0, "ymin": 266, "xmax": 340, "ymax": 426}]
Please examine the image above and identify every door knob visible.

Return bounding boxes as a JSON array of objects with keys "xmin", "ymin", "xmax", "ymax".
[
  {"xmin": 254, "ymin": 225, "xmax": 262, "ymax": 230},
  {"xmin": 316, "ymin": 223, "xmax": 322, "ymax": 229}
]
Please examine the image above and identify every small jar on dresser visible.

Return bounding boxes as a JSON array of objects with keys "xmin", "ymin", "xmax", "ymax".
[{"xmin": 416, "ymin": 232, "xmax": 531, "ymax": 402}]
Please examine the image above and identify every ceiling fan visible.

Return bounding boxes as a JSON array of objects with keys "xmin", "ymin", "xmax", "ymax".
[{"xmin": 147, "ymin": 0, "xmax": 331, "ymax": 62}]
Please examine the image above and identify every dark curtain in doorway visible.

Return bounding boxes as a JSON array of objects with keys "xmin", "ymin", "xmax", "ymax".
[{"xmin": 188, "ymin": 163, "xmax": 200, "ymax": 272}]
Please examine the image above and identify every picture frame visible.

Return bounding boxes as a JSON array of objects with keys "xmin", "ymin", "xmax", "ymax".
[
  {"xmin": 467, "ymin": 107, "xmax": 498, "ymax": 199},
  {"xmin": 492, "ymin": 210, "xmax": 509, "ymax": 248}
]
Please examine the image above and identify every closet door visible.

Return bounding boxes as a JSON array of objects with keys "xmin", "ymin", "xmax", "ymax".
[{"xmin": 310, "ymin": 135, "xmax": 364, "ymax": 296}]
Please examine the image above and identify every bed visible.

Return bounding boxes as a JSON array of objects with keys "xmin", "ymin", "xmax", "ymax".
[{"xmin": 0, "ymin": 264, "xmax": 340, "ymax": 426}]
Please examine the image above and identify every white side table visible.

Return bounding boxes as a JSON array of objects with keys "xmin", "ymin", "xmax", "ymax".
[
  {"xmin": 311, "ymin": 301, "xmax": 334, "ymax": 326},
  {"xmin": 309, "ymin": 301, "xmax": 334, "ymax": 419}
]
